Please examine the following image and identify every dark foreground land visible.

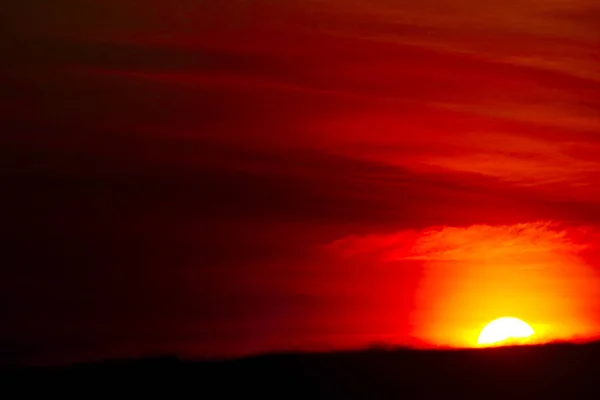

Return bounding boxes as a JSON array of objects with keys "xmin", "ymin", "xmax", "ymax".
[{"xmin": 4, "ymin": 342, "xmax": 600, "ymax": 398}]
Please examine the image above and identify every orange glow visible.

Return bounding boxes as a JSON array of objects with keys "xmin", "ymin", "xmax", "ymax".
[
  {"xmin": 409, "ymin": 222, "xmax": 600, "ymax": 348},
  {"xmin": 328, "ymin": 222, "xmax": 600, "ymax": 349},
  {"xmin": 477, "ymin": 317, "xmax": 535, "ymax": 346}
]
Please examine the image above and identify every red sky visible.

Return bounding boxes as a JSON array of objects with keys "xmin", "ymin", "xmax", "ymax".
[{"xmin": 2, "ymin": 0, "xmax": 600, "ymax": 364}]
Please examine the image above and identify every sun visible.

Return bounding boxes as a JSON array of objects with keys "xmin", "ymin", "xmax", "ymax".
[{"xmin": 477, "ymin": 317, "xmax": 535, "ymax": 346}]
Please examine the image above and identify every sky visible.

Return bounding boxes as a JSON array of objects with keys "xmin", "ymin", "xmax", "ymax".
[{"xmin": 1, "ymin": 0, "xmax": 600, "ymax": 365}]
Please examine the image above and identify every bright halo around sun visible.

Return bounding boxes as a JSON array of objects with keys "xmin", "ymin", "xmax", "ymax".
[{"xmin": 477, "ymin": 317, "xmax": 535, "ymax": 346}]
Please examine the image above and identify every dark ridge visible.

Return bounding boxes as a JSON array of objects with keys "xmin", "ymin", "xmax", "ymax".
[{"xmin": 3, "ymin": 342, "xmax": 600, "ymax": 398}]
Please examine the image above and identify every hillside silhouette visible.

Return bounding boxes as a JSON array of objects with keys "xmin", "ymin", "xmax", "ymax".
[{"xmin": 4, "ymin": 341, "xmax": 600, "ymax": 398}]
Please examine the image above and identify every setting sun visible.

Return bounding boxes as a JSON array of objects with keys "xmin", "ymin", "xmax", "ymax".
[{"xmin": 478, "ymin": 317, "xmax": 535, "ymax": 346}]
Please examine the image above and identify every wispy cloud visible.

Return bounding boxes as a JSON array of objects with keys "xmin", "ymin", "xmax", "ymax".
[{"xmin": 327, "ymin": 221, "xmax": 594, "ymax": 262}]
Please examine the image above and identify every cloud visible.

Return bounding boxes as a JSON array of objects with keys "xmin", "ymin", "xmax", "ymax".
[
  {"xmin": 4, "ymin": 1, "xmax": 599, "ymax": 201},
  {"xmin": 327, "ymin": 221, "xmax": 594, "ymax": 262}
]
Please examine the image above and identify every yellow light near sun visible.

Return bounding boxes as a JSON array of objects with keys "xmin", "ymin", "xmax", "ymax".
[
  {"xmin": 477, "ymin": 317, "xmax": 535, "ymax": 346},
  {"xmin": 408, "ymin": 223, "xmax": 600, "ymax": 348}
]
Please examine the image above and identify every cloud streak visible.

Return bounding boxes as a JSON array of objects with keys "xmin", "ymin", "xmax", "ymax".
[{"xmin": 327, "ymin": 221, "xmax": 593, "ymax": 262}]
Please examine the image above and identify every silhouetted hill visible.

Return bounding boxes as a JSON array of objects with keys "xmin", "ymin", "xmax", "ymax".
[{"xmin": 4, "ymin": 342, "xmax": 600, "ymax": 398}]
